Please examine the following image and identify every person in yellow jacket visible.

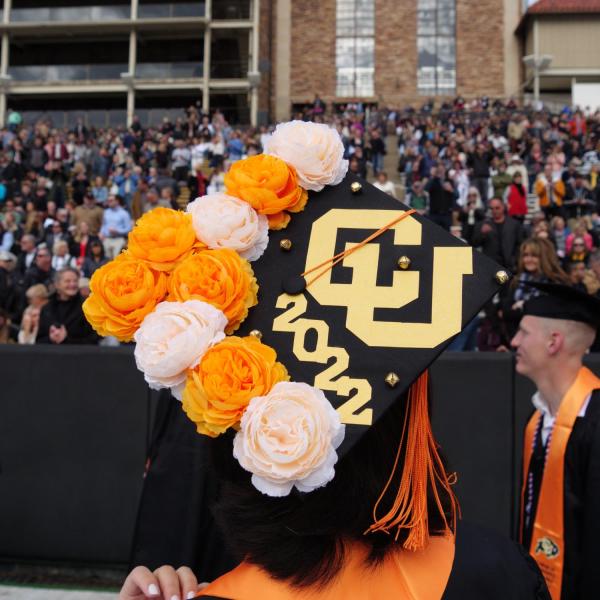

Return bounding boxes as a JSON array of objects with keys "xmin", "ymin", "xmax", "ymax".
[
  {"xmin": 535, "ymin": 164, "xmax": 565, "ymax": 219},
  {"xmin": 512, "ymin": 282, "xmax": 600, "ymax": 600}
]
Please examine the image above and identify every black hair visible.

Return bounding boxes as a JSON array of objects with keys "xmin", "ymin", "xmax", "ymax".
[{"xmin": 210, "ymin": 391, "xmax": 455, "ymax": 589}]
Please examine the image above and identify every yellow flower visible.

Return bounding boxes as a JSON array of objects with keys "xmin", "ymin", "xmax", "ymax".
[
  {"xmin": 182, "ymin": 336, "xmax": 289, "ymax": 437},
  {"xmin": 224, "ymin": 154, "xmax": 308, "ymax": 230},
  {"xmin": 167, "ymin": 249, "xmax": 258, "ymax": 333},
  {"xmin": 83, "ymin": 254, "xmax": 168, "ymax": 341},
  {"xmin": 127, "ymin": 207, "xmax": 201, "ymax": 271}
]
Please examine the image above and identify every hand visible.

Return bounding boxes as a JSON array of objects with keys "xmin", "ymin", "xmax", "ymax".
[
  {"xmin": 49, "ymin": 324, "xmax": 67, "ymax": 344},
  {"xmin": 511, "ymin": 300, "xmax": 524, "ymax": 311},
  {"xmin": 496, "ymin": 344, "xmax": 510, "ymax": 353},
  {"xmin": 443, "ymin": 182, "xmax": 453, "ymax": 193},
  {"xmin": 119, "ymin": 565, "xmax": 208, "ymax": 600},
  {"xmin": 481, "ymin": 223, "xmax": 493, "ymax": 235},
  {"xmin": 109, "ymin": 227, "xmax": 117, "ymax": 235}
]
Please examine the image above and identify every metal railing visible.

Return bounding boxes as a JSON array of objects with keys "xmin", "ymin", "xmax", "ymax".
[
  {"xmin": 137, "ymin": 2, "xmax": 205, "ymax": 19},
  {"xmin": 135, "ymin": 62, "xmax": 203, "ymax": 79},
  {"xmin": 10, "ymin": 5, "xmax": 131, "ymax": 22},
  {"xmin": 8, "ymin": 63, "xmax": 129, "ymax": 82}
]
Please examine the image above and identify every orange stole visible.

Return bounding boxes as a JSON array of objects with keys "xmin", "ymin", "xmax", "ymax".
[
  {"xmin": 199, "ymin": 536, "xmax": 455, "ymax": 600},
  {"xmin": 520, "ymin": 367, "xmax": 600, "ymax": 600}
]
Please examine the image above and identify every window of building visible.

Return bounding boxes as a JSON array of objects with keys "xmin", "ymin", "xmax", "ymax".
[
  {"xmin": 417, "ymin": 0, "xmax": 456, "ymax": 96},
  {"xmin": 336, "ymin": 0, "xmax": 374, "ymax": 97}
]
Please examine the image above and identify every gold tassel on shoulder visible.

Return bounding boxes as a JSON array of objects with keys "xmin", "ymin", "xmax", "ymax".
[{"xmin": 365, "ymin": 370, "xmax": 458, "ymax": 551}]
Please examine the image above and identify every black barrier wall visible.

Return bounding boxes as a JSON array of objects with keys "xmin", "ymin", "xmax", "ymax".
[{"xmin": 0, "ymin": 347, "xmax": 599, "ymax": 566}]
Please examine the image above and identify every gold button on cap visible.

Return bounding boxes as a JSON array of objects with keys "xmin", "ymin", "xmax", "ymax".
[
  {"xmin": 385, "ymin": 372, "xmax": 400, "ymax": 388},
  {"xmin": 495, "ymin": 270, "xmax": 509, "ymax": 285},
  {"xmin": 397, "ymin": 256, "xmax": 411, "ymax": 270},
  {"xmin": 350, "ymin": 181, "xmax": 362, "ymax": 194},
  {"xmin": 280, "ymin": 239, "xmax": 292, "ymax": 251},
  {"xmin": 249, "ymin": 329, "xmax": 263, "ymax": 340}
]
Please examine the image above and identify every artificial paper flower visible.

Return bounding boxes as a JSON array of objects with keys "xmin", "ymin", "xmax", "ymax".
[
  {"xmin": 182, "ymin": 336, "xmax": 289, "ymax": 437},
  {"xmin": 233, "ymin": 381, "xmax": 345, "ymax": 497},
  {"xmin": 224, "ymin": 154, "xmax": 308, "ymax": 230},
  {"xmin": 83, "ymin": 253, "xmax": 168, "ymax": 342}
]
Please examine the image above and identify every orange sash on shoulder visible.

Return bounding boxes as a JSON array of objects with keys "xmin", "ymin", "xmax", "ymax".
[
  {"xmin": 199, "ymin": 535, "xmax": 455, "ymax": 600},
  {"xmin": 520, "ymin": 366, "xmax": 600, "ymax": 600}
]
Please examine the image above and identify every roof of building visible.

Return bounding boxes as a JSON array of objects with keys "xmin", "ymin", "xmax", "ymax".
[
  {"xmin": 527, "ymin": 0, "xmax": 600, "ymax": 14},
  {"xmin": 516, "ymin": 0, "xmax": 600, "ymax": 34}
]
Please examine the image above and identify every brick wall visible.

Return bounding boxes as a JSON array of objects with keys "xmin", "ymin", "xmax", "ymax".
[
  {"xmin": 375, "ymin": 0, "xmax": 418, "ymax": 106},
  {"xmin": 456, "ymin": 0, "xmax": 505, "ymax": 98},
  {"xmin": 290, "ymin": 0, "xmax": 337, "ymax": 104}
]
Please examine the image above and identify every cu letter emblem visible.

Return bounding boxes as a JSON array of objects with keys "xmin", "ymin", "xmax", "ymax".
[{"xmin": 304, "ymin": 209, "xmax": 473, "ymax": 349}]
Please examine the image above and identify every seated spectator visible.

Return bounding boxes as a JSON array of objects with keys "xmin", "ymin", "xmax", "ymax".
[
  {"xmin": 566, "ymin": 236, "xmax": 590, "ymax": 266},
  {"xmin": 71, "ymin": 221, "xmax": 100, "ymax": 268},
  {"xmin": 458, "ymin": 187, "xmax": 485, "ymax": 244},
  {"xmin": 22, "ymin": 247, "xmax": 55, "ymax": 296},
  {"xmin": 72, "ymin": 191, "xmax": 104, "ymax": 237},
  {"xmin": 0, "ymin": 307, "xmax": 17, "ymax": 344},
  {"xmin": 0, "ymin": 250, "xmax": 17, "ymax": 318},
  {"xmin": 51, "ymin": 240, "xmax": 77, "ymax": 270},
  {"xmin": 18, "ymin": 304, "xmax": 42, "ymax": 345},
  {"xmin": 564, "ymin": 172, "xmax": 595, "ymax": 223},
  {"xmin": 407, "ymin": 179, "xmax": 429, "ymax": 215},
  {"xmin": 78, "ymin": 276, "xmax": 90, "ymax": 299},
  {"xmin": 142, "ymin": 188, "xmax": 171, "ymax": 213},
  {"xmin": 92, "ymin": 175, "xmax": 109, "ymax": 205},
  {"xmin": 99, "ymin": 195, "xmax": 132, "ymax": 259},
  {"xmin": 207, "ymin": 164, "xmax": 226, "ymax": 194},
  {"xmin": 472, "ymin": 198, "xmax": 524, "ymax": 270},
  {"xmin": 499, "ymin": 237, "xmax": 569, "ymax": 341},
  {"xmin": 549, "ymin": 216, "xmax": 569, "ymax": 259},
  {"xmin": 585, "ymin": 250, "xmax": 600, "ymax": 295},
  {"xmin": 81, "ymin": 239, "xmax": 108, "ymax": 278},
  {"xmin": 505, "ymin": 172, "xmax": 527, "ymax": 222},
  {"xmin": 565, "ymin": 220, "xmax": 594, "ymax": 254},
  {"xmin": 535, "ymin": 163, "xmax": 565, "ymax": 219},
  {"xmin": 36, "ymin": 268, "xmax": 98, "ymax": 345},
  {"xmin": 491, "ymin": 161, "xmax": 512, "ymax": 200},
  {"xmin": 566, "ymin": 260, "xmax": 588, "ymax": 293},
  {"xmin": 373, "ymin": 171, "xmax": 396, "ymax": 198},
  {"xmin": 43, "ymin": 219, "xmax": 72, "ymax": 253}
]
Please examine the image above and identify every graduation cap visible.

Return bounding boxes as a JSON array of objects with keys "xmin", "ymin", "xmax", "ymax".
[
  {"xmin": 230, "ymin": 171, "xmax": 507, "ymax": 548},
  {"xmin": 84, "ymin": 121, "xmax": 508, "ymax": 551},
  {"xmin": 522, "ymin": 281, "xmax": 600, "ymax": 329}
]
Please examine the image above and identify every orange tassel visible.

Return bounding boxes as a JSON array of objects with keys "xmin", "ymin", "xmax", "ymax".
[{"xmin": 365, "ymin": 371, "xmax": 458, "ymax": 551}]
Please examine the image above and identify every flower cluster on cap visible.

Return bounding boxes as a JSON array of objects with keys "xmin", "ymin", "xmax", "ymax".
[{"xmin": 83, "ymin": 121, "xmax": 348, "ymax": 497}]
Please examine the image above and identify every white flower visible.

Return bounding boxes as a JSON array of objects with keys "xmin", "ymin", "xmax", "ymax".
[
  {"xmin": 233, "ymin": 381, "xmax": 345, "ymax": 497},
  {"xmin": 134, "ymin": 300, "xmax": 226, "ymax": 398},
  {"xmin": 265, "ymin": 121, "xmax": 348, "ymax": 192},
  {"xmin": 186, "ymin": 193, "xmax": 269, "ymax": 262}
]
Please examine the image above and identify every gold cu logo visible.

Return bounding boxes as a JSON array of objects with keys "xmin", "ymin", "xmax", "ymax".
[{"xmin": 304, "ymin": 209, "xmax": 472, "ymax": 348}]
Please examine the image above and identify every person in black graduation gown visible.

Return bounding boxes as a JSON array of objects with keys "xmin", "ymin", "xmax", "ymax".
[{"xmin": 511, "ymin": 282, "xmax": 600, "ymax": 600}]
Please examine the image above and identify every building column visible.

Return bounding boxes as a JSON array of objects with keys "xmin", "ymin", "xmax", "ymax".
[
  {"xmin": 126, "ymin": 29, "xmax": 137, "ymax": 126},
  {"xmin": 249, "ymin": 0, "xmax": 260, "ymax": 126},
  {"xmin": 1, "ymin": 0, "xmax": 12, "ymax": 126},
  {"xmin": 202, "ymin": 0, "xmax": 211, "ymax": 114},
  {"xmin": 274, "ymin": 0, "xmax": 291, "ymax": 122},
  {"xmin": 533, "ymin": 19, "xmax": 540, "ymax": 102}
]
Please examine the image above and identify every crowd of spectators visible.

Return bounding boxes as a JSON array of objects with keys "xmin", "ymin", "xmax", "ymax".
[{"xmin": 0, "ymin": 96, "xmax": 599, "ymax": 351}]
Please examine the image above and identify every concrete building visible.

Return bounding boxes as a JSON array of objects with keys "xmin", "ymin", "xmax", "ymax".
[
  {"xmin": 0, "ymin": 0, "xmax": 262, "ymax": 127},
  {"xmin": 5, "ymin": 0, "xmax": 574, "ymax": 127},
  {"xmin": 516, "ymin": 0, "xmax": 600, "ymax": 109}
]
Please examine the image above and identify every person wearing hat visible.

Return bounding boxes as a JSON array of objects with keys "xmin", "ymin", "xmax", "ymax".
[
  {"xmin": 0, "ymin": 249, "xmax": 17, "ymax": 319},
  {"xmin": 91, "ymin": 121, "xmax": 551, "ymax": 599},
  {"xmin": 535, "ymin": 164, "xmax": 566, "ymax": 220},
  {"xmin": 511, "ymin": 282, "xmax": 600, "ymax": 600},
  {"xmin": 507, "ymin": 154, "xmax": 529, "ymax": 190}
]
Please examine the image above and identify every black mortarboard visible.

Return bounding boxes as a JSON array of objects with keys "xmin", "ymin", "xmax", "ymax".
[
  {"xmin": 522, "ymin": 281, "xmax": 600, "ymax": 329},
  {"xmin": 237, "ymin": 172, "xmax": 507, "ymax": 458}
]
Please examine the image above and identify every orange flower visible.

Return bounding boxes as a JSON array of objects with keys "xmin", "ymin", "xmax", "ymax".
[
  {"xmin": 224, "ymin": 154, "xmax": 308, "ymax": 230},
  {"xmin": 127, "ymin": 207, "xmax": 201, "ymax": 271},
  {"xmin": 167, "ymin": 249, "xmax": 258, "ymax": 333},
  {"xmin": 83, "ymin": 254, "xmax": 168, "ymax": 341},
  {"xmin": 182, "ymin": 336, "xmax": 289, "ymax": 437}
]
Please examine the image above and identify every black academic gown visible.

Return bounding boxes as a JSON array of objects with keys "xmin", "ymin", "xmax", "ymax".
[
  {"xmin": 198, "ymin": 521, "xmax": 550, "ymax": 600},
  {"xmin": 130, "ymin": 390, "xmax": 235, "ymax": 582},
  {"xmin": 522, "ymin": 390, "xmax": 600, "ymax": 600}
]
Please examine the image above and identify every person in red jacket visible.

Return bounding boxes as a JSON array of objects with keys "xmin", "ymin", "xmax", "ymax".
[{"xmin": 506, "ymin": 171, "xmax": 528, "ymax": 222}]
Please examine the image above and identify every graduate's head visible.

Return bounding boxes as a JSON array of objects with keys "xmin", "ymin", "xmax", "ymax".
[
  {"xmin": 512, "ymin": 282, "xmax": 600, "ymax": 379},
  {"xmin": 82, "ymin": 120, "xmax": 507, "ymax": 583}
]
